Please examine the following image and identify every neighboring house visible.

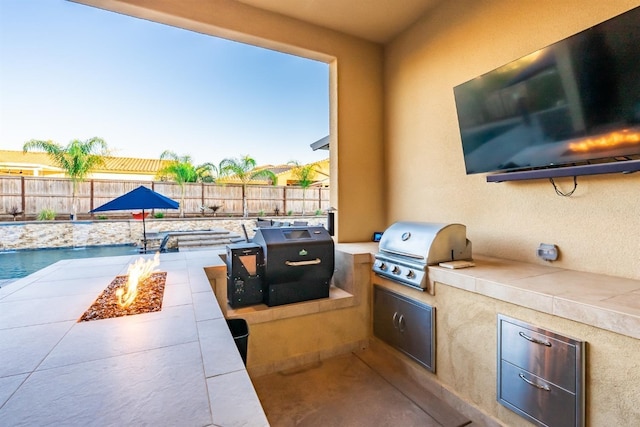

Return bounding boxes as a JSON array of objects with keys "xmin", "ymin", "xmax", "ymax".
[
  {"xmin": 216, "ymin": 158, "xmax": 330, "ymax": 187},
  {"xmin": 281, "ymin": 158, "xmax": 330, "ymax": 187},
  {"xmin": 0, "ymin": 149, "xmax": 331, "ymax": 186},
  {"xmin": 0, "ymin": 150, "xmax": 172, "ymax": 181}
]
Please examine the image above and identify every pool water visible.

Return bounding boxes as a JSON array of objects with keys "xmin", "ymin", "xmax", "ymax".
[{"xmin": 0, "ymin": 245, "xmax": 142, "ymax": 279}]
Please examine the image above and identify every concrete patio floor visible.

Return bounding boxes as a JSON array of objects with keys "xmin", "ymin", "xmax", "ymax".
[{"xmin": 0, "ymin": 250, "xmax": 268, "ymax": 426}]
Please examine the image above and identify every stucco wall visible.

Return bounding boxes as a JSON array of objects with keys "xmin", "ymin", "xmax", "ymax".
[{"xmin": 384, "ymin": 0, "xmax": 640, "ymax": 280}]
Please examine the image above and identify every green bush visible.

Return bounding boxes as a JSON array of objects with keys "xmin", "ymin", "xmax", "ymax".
[
  {"xmin": 97, "ymin": 215, "xmax": 108, "ymax": 220},
  {"xmin": 37, "ymin": 208, "xmax": 56, "ymax": 221},
  {"xmin": 286, "ymin": 210, "xmax": 293, "ymax": 216},
  {"xmin": 258, "ymin": 210, "xmax": 265, "ymax": 217},
  {"xmin": 154, "ymin": 212, "xmax": 165, "ymax": 218},
  {"xmin": 315, "ymin": 209, "xmax": 323, "ymax": 216}
]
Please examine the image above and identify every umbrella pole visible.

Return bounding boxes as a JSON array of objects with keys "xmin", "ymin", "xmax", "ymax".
[{"xmin": 143, "ymin": 208, "xmax": 147, "ymax": 254}]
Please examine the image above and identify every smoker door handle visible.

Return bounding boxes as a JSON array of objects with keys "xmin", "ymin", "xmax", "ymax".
[{"xmin": 285, "ymin": 258, "xmax": 321, "ymax": 267}]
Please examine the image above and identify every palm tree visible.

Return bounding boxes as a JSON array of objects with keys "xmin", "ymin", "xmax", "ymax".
[
  {"xmin": 158, "ymin": 150, "xmax": 218, "ymax": 217},
  {"xmin": 288, "ymin": 161, "xmax": 319, "ymax": 215},
  {"xmin": 219, "ymin": 155, "xmax": 277, "ymax": 217},
  {"xmin": 23, "ymin": 137, "xmax": 109, "ymax": 220}
]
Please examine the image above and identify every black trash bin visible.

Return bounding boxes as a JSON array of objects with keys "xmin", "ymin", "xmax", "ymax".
[{"xmin": 226, "ymin": 318, "xmax": 249, "ymax": 366}]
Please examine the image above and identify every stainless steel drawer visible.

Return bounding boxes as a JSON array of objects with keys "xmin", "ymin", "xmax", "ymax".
[
  {"xmin": 499, "ymin": 360, "xmax": 577, "ymax": 427},
  {"xmin": 499, "ymin": 317, "xmax": 578, "ymax": 391},
  {"xmin": 497, "ymin": 315, "xmax": 585, "ymax": 427}
]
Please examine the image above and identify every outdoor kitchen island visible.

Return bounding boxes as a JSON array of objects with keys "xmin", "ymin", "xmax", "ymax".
[{"xmin": 369, "ymin": 252, "xmax": 640, "ymax": 426}]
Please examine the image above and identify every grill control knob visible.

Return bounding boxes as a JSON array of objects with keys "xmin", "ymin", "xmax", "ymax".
[
  {"xmin": 391, "ymin": 266, "xmax": 401, "ymax": 275},
  {"xmin": 374, "ymin": 260, "xmax": 387, "ymax": 271},
  {"xmin": 406, "ymin": 270, "xmax": 416, "ymax": 279}
]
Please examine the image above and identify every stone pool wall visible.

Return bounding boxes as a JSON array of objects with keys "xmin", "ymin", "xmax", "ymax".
[{"xmin": 0, "ymin": 216, "xmax": 327, "ymax": 250}]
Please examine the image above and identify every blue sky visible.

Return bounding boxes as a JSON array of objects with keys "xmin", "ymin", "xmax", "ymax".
[{"xmin": 0, "ymin": 0, "xmax": 329, "ymax": 166}]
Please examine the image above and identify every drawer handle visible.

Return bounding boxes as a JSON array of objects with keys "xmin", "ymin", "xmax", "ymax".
[
  {"xmin": 519, "ymin": 331, "xmax": 552, "ymax": 347},
  {"xmin": 519, "ymin": 373, "xmax": 551, "ymax": 392}
]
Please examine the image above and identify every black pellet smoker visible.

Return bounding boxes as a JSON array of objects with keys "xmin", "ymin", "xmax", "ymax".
[{"xmin": 226, "ymin": 225, "xmax": 335, "ymax": 308}]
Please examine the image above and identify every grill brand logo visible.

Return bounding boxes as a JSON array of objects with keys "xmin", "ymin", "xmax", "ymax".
[
  {"xmin": 401, "ymin": 232, "xmax": 411, "ymax": 241},
  {"xmin": 299, "ymin": 249, "xmax": 308, "ymax": 256}
]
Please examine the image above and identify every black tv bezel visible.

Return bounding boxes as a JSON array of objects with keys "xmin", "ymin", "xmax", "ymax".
[
  {"xmin": 485, "ymin": 159, "xmax": 640, "ymax": 182},
  {"xmin": 452, "ymin": 6, "xmax": 640, "ymax": 183}
]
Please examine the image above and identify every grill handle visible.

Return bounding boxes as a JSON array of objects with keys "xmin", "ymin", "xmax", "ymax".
[
  {"xmin": 285, "ymin": 258, "xmax": 321, "ymax": 267},
  {"xmin": 380, "ymin": 248, "xmax": 424, "ymax": 260}
]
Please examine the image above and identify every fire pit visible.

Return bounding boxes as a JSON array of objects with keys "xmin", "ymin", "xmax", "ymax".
[{"xmin": 79, "ymin": 253, "xmax": 166, "ymax": 322}]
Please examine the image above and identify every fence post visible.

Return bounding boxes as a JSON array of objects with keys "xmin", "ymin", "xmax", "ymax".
[
  {"xmin": 21, "ymin": 176, "xmax": 26, "ymax": 221},
  {"xmin": 201, "ymin": 182, "xmax": 205, "ymax": 214},
  {"xmin": 90, "ymin": 180, "xmax": 94, "ymax": 217},
  {"xmin": 283, "ymin": 187, "xmax": 287, "ymax": 215}
]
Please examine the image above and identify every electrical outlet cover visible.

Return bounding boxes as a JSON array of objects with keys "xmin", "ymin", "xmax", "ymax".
[{"xmin": 537, "ymin": 243, "xmax": 558, "ymax": 261}]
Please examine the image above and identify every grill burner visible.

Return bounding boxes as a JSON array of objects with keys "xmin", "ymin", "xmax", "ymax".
[{"xmin": 373, "ymin": 222, "xmax": 472, "ymax": 291}]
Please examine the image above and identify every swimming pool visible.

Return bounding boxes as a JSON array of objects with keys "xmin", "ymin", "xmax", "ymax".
[{"xmin": 0, "ymin": 245, "xmax": 142, "ymax": 279}]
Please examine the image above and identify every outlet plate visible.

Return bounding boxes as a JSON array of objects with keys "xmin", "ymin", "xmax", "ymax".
[{"xmin": 537, "ymin": 243, "xmax": 558, "ymax": 261}]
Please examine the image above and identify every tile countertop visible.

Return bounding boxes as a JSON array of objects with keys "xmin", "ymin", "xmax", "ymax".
[
  {"xmin": 337, "ymin": 243, "xmax": 640, "ymax": 340},
  {"xmin": 429, "ymin": 255, "xmax": 640, "ymax": 340},
  {"xmin": 0, "ymin": 249, "xmax": 269, "ymax": 427}
]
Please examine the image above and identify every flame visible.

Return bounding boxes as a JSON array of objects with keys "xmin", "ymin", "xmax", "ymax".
[
  {"xmin": 116, "ymin": 252, "xmax": 160, "ymax": 308},
  {"xmin": 568, "ymin": 129, "xmax": 640, "ymax": 153}
]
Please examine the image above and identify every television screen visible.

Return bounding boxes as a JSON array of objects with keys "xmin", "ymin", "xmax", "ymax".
[{"xmin": 454, "ymin": 6, "xmax": 640, "ymax": 175}]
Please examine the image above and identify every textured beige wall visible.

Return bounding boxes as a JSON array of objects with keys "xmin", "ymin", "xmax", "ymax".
[
  {"xmin": 384, "ymin": 0, "xmax": 640, "ymax": 280},
  {"xmin": 75, "ymin": 0, "xmax": 386, "ymax": 243}
]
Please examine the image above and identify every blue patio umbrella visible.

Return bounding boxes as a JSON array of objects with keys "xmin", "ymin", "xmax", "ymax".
[{"xmin": 90, "ymin": 186, "xmax": 179, "ymax": 253}]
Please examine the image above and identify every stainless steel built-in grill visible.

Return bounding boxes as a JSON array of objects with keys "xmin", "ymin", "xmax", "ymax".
[{"xmin": 373, "ymin": 222, "xmax": 472, "ymax": 291}]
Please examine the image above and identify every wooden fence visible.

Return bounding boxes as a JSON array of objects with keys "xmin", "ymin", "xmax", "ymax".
[{"xmin": 0, "ymin": 176, "xmax": 330, "ymax": 220}]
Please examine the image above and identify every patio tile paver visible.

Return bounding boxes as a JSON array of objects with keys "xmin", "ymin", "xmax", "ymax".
[
  {"xmin": 0, "ymin": 374, "xmax": 27, "ymax": 408},
  {"xmin": 0, "ymin": 275, "xmax": 110, "ymax": 301},
  {"xmin": 208, "ymin": 369, "xmax": 269, "ymax": 427},
  {"xmin": 0, "ymin": 322, "xmax": 74, "ymax": 377},
  {"xmin": 162, "ymin": 282, "xmax": 193, "ymax": 307},
  {"xmin": 197, "ymin": 317, "xmax": 246, "ymax": 378},
  {"xmin": 39, "ymin": 304, "xmax": 199, "ymax": 370},
  {"xmin": 0, "ymin": 294, "xmax": 99, "ymax": 329},
  {"xmin": 0, "ymin": 341, "xmax": 212, "ymax": 427}
]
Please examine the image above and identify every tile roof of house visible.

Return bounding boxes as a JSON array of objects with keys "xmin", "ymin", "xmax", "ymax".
[
  {"xmin": 0, "ymin": 150, "xmax": 169, "ymax": 174},
  {"xmin": 216, "ymin": 164, "xmax": 290, "ymax": 184},
  {"xmin": 218, "ymin": 159, "xmax": 330, "ymax": 185}
]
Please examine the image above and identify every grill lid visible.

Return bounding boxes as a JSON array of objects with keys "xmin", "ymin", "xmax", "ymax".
[
  {"xmin": 373, "ymin": 222, "xmax": 472, "ymax": 292},
  {"xmin": 378, "ymin": 222, "xmax": 472, "ymax": 265}
]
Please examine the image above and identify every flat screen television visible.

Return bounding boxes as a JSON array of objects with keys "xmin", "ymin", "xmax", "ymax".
[{"xmin": 453, "ymin": 6, "xmax": 640, "ymax": 178}]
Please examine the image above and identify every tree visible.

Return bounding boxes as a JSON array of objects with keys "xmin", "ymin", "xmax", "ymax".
[
  {"xmin": 288, "ymin": 161, "xmax": 319, "ymax": 215},
  {"xmin": 23, "ymin": 137, "xmax": 109, "ymax": 220},
  {"xmin": 157, "ymin": 150, "xmax": 218, "ymax": 217},
  {"xmin": 219, "ymin": 155, "xmax": 277, "ymax": 217}
]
